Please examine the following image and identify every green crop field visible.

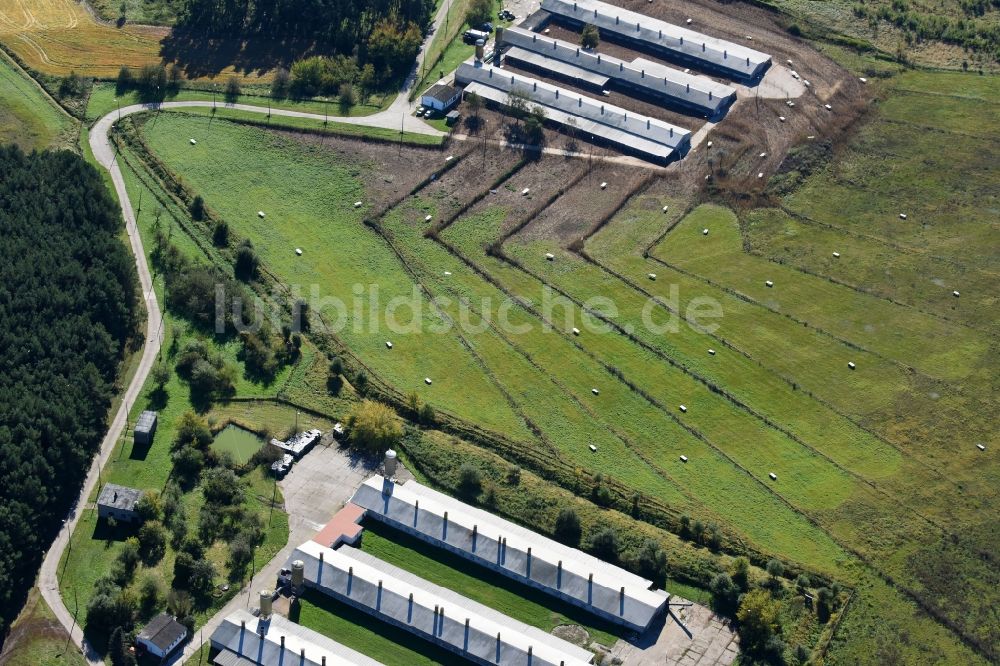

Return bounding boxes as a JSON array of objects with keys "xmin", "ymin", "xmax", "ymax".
[
  {"xmin": 0, "ymin": 52, "xmax": 74, "ymax": 150},
  {"xmin": 124, "ymin": 65, "xmax": 999, "ymax": 665}
]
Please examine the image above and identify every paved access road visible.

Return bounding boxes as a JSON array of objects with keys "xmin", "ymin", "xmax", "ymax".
[{"xmin": 36, "ymin": 87, "xmax": 441, "ymax": 665}]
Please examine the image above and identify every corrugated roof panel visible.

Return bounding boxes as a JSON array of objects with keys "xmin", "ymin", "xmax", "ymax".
[
  {"xmin": 350, "ymin": 475, "xmax": 669, "ymax": 631},
  {"xmin": 541, "ymin": 0, "xmax": 770, "ymax": 80},
  {"xmin": 289, "ymin": 541, "xmax": 594, "ymax": 666},
  {"xmin": 500, "ymin": 26, "xmax": 735, "ymax": 115}
]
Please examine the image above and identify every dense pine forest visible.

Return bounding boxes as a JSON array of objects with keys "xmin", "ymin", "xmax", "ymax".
[{"xmin": 0, "ymin": 146, "xmax": 138, "ymax": 641}]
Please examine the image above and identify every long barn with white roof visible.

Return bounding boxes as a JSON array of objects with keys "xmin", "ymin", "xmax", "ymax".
[
  {"xmin": 288, "ymin": 540, "xmax": 594, "ymax": 666},
  {"xmin": 209, "ymin": 609, "xmax": 386, "ymax": 666},
  {"xmin": 350, "ymin": 475, "xmax": 669, "ymax": 633},
  {"xmin": 456, "ymin": 62, "xmax": 691, "ymax": 164},
  {"xmin": 540, "ymin": 0, "xmax": 771, "ymax": 82},
  {"xmin": 499, "ymin": 26, "xmax": 737, "ymax": 118}
]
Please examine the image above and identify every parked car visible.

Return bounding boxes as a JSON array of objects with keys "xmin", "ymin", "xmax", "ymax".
[
  {"xmin": 498, "ymin": 9, "xmax": 515, "ymax": 21},
  {"xmin": 479, "ymin": 22, "xmax": 494, "ymax": 32},
  {"xmin": 463, "ymin": 29, "xmax": 490, "ymax": 44}
]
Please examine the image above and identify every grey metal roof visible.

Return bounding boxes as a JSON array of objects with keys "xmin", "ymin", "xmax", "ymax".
[
  {"xmin": 137, "ymin": 613, "xmax": 187, "ymax": 650},
  {"xmin": 288, "ymin": 540, "xmax": 594, "ymax": 666},
  {"xmin": 504, "ymin": 46, "xmax": 612, "ymax": 88},
  {"xmin": 540, "ymin": 0, "xmax": 771, "ymax": 80},
  {"xmin": 210, "ymin": 609, "xmax": 386, "ymax": 666},
  {"xmin": 500, "ymin": 26, "xmax": 735, "ymax": 116},
  {"xmin": 96, "ymin": 483, "xmax": 142, "ymax": 511},
  {"xmin": 423, "ymin": 83, "xmax": 460, "ymax": 103},
  {"xmin": 351, "ymin": 475, "xmax": 669, "ymax": 632},
  {"xmin": 456, "ymin": 62, "xmax": 690, "ymax": 164},
  {"xmin": 135, "ymin": 410, "xmax": 157, "ymax": 434}
]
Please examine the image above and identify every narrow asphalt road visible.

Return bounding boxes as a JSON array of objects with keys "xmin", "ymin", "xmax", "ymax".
[
  {"xmin": 36, "ymin": 37, "xmax": 444, "ymax": 660},
  {"xmin": 36, "ymin": 105, "xmax": 166, "ymax": 666}
]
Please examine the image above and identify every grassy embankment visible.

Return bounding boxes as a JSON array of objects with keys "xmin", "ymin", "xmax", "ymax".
[{"xmin": 0, "ymin": 51, "xmax": 75, "ymax": 150}]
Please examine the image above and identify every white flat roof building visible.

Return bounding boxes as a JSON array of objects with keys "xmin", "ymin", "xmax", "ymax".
[
  {"xmin": 456, "ymin": 62, "xmax": 691, "ymax": 164},
  {"xmin": 210, "ymin": 609, "xmax": 386, "ymax": 666},
  {"xmin": 499, "ymin": 26, "xmax": 736, "ymax": 117},
  {"xmin": 289, "ymin": 540, "xmax": 594, "ymax": 666},
  {"xmin": 540, "ymin": 0, "xmax": 771, "ymax": 81},
  {"xmin": 351, "ymin": 475, "xmax": 669, "ymax": 633}
]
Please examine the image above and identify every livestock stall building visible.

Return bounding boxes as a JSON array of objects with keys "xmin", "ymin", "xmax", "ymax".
[
  {"xmin": 498, "ymin": 26, "xmax": 737, "ymax": 118},
  {"xmin": 456, "ymin": 62, "xmax": 691, "ymax": 164},
  {"xmin": 288, "ymin": 541, "xmax": 594, "ymax": 666},
  {"xmin": 210, "ymin": 609, "xmax": 386, "ymax": 666},
  {"xmin": 540, "ymin": 0, "xmax": 771, "ymax": 82},
  {"xmin": 350, "ymin": 475, "xmax": 669, "ymax": 633}
]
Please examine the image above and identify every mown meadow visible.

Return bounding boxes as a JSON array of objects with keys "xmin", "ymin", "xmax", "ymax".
[{"xmin": 120, "ymin": 66, "xmax": 999, "ymax": 664}]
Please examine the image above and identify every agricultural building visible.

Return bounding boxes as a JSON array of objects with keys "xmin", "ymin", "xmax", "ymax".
[
  {"xmin": 350, "ymin": 475, "xmax": 669, "ymax": 633},
  {"xmin": 288, "ymin": 540, "xmax": 594, "ymax": 666},
  {"xmin": 210, "ymin": 609, "xmax": 385, "ymax": 666},
  {"xmin": 499, "ymin": 26, "xmax": 737, "ymax": 117},
  {"xmin": 456, "ymin": 62, "xmax": 691, "ymax": 164},
  {"xmin": 133, "ymin": 410, "xmax": 157, "ymax": 446},
  {"xmin": 421, "ymin": 84, "xmax": 462, "ymax": 112},
  {"xmin": 137, "ymin": 613, "xmax": 187, "ymax": 659},
  {"xmin": 540, "ymin": 0, "xmax": 771, "ymax": 82},
  {"xmin": 96, "ymin": 483, "xmax": 142, "ymax": 524}
]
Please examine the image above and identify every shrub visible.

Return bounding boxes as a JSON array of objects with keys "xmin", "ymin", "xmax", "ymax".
[
  {"xmin": 710, "ymin": 572, "xmax": 740, "ymax": 615},
  {"xmin": 347, "ymin": 400, "xmax": 402, "ymax": 453},
  {"xmin": 189, "ymin": 195, "xmax": 205, "ymax": 221},
  {"xmin": 271, "ymin": 68, "xmax": 291, "ymax": 99},
  {"xmin": 137, "ymin": 521, "xmax": 168, "ymax": 565},
  {"xmin": 581, "ymin": 23, "xmax": 600, "ymax": 49},
  {"xmin": 212, "ymin": 220, "xmax": 229, "ymax": 246},
  {"xmin": 466, "ymin": 0, "xmax": 492, "ymax": 26},
  {"xmin": 554, "ymin": 507, "xmax": 582, "ymax": 546},
  {"xmin": 234, "ymin": 240, "xmax": 259, "ymax": 280},
  {"xmin": 224, "ymin": 76, "xmax": 241, "ymax": 103},
  {"xmin": 587, "ymin": 527, "xmax": 620, "ymax": 562},
  {"xmin": 457, "ymin": 463, "xmax": 482, "ymax": 499},
  {"xmin": 736, "ymin": 589, "xmax": 782, "ymax": 655},
  {"xmin": 633, "ymin": 539, "xmax": 667, "ymax": 581},
  {"xmin": 135, "ymin": 491, "xmax": 162, "ymax": 522}
]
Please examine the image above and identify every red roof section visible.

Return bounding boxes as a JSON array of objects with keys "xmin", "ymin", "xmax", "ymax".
[{"xmin": 312, "ymin": 502, "xmax": 366, "ymax": 548}]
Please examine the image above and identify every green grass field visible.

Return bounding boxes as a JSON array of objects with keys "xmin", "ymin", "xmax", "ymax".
[
  {"xmin": 293, "ymin": 589, "xmax": 463, "ymax": 665},
  {"xmin": 0, "ymin": 52, "xmax": 75, "ymax": 151},
  {"xmin": 124, "ymin": 67, "xmax": 1000, "ymax": 665}
]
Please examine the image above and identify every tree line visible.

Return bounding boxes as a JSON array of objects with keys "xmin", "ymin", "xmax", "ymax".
[
  {"xmin": 177, "ymin": 0, "xmax": 434, "ymax": 84},
  {"xmin": 0, "ymin": 146, "xmax": 139, "ymax": 643}
]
